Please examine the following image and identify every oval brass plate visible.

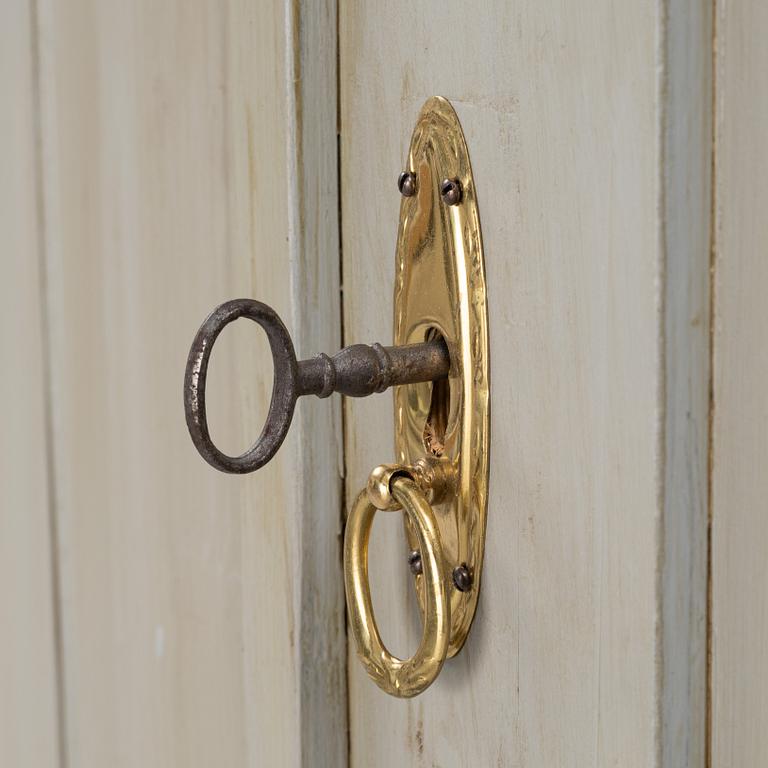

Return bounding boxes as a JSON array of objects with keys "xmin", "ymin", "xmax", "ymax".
[{"xmin": 394, "ymin": 96, "xmax": 489, "ymax": 657}]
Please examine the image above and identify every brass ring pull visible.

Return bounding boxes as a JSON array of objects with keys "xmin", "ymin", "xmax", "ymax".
[{"xmin": 344, "ymin": 471, "xmax": 450, "ymax": 698}]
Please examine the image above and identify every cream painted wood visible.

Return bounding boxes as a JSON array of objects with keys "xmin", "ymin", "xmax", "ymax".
[
  {"xmin": 660, "ymin": 2, "xmax": 712, "ymax": 764},
  {"xmin": 32, "ymin": 0, "xmax": 344, "ymax": 765},
  {"xmin": 340, "ymin": 2, "xmax": 710, "ymax": 765},
  {"xmin": 711, "ymin": 0, "xmax": 768, "ymax": 763},
  {"xmin": 0, "ymin": 2, "xmax": 61, "ymax": 765}
]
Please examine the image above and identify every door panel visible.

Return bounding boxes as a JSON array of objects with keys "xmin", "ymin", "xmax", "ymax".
[
  {"xmin": 0, "ymin": 2, "xmax": 61, "ymax": 765},
  {"xmin": 4, "ymin": 0, "xmax": 739, "ymax": 763},
  {"xmin": 711, "ymin": 1, "xmax": 768, "ymax": 763},
  {"xmin": 29, "ymin": 0, "xmax": 344, "ymax": 765},
  {"xmin": 340, "ymin": 2, "xmax": 710, "ymax": 765}
]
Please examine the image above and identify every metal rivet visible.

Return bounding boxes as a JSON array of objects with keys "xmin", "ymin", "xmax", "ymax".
[
  {"xmin": 440, "ymin": 178, "xmax": 462, "ymax": 206},
  {"xmin": 398, "ymin": 171, "xmax": 417, "ymax": 197},
  {"xmin": 408, "ymin": 550, "xmax": 423, "ymax": 575},
  {"xmin": 452, "ymin": 563, "xmax": 473, "ymax": 592}
]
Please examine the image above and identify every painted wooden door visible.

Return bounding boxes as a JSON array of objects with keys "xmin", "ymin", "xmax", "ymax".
[
  {"xmin": 710, "ymin": 2, "xmax": 768, "ymax": 765},
  {"xmin": 2, "ymin": 1, "xmax": 345, "ymax": 765},
  {"xmin": 4, "ymin": 0, "xmax": 767, "ymax": 766},
  {"xmin": 339, "ymin": 2, "xmax": 711, "ymax": 766}
]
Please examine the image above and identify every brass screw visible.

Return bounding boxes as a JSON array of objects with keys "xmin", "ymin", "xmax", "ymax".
[
  {"xmin": 440, "ymin": 178, "xmax": 462, "ymax": 206},
  {"xmin": 398, "ymin": 171, "xmax": 417, "ymax": 197},
  {"xmin": 408, "ymin": 550, "xmax": 423, "ymax": 575},
  {"xmin": 452, "ymin": 563, "xmax": 473, "ymax": 592}
]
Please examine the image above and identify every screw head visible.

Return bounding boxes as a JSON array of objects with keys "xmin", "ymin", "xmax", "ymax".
[
  {"xmin": 408, "ymin": 550, "xmax": 423, "ymax": 576},
  {"xmin": 452, "ymin": 563, "xmax": 473, "ymax": 592},
  {"xmin": 440, "ymin": 178, "xmax": 463, "ymax": 206},
  {"xmin": 398, "ymin": 171, "xmax": 417, "ymax": 197}
]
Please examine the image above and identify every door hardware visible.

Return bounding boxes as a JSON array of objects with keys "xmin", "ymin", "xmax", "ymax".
[
  {"xmin": 183, "ymin": 96, "xmax": 489, "ymax": 698},
  {"xmin": 184, "ymin": 299, "xmax": 450, "ymax": 474},
  {"xmin": 345, "ymin": 465, "xmax": 450, "ymax": 698}
]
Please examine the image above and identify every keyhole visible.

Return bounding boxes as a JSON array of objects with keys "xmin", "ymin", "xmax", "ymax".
[{"xmin": 423, "ymin": 329, "xmax": 450, "ymax": 456}]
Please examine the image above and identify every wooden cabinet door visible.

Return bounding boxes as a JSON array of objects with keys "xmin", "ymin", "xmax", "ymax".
[
  {"xmin": 339, "ymin": 2, "xmax": 710, "ymax": 766},
  {"xmin": 6, "ymin": 0, "xmax": 768, "ymax": 765},
  {"xmin": 3, "ymin": 1, "xmax": 345, "ymax": 766}
]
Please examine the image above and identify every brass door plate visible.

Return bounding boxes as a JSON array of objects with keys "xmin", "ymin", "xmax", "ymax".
[{"xmin": 394, "ymin": 97, "xmax": 490, "ymax": 658}]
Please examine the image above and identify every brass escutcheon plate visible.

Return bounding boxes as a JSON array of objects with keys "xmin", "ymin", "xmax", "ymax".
[{"xmin": 394, "ymin": 96, "xmax": 489, "ymax": 658}]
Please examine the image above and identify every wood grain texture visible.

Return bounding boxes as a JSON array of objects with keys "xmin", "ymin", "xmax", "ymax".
[
  {"xmin": 32, "ymin": 0, "xmax": 345, "ymax": 765},
  {"xmin": 0, "ymin": 2, "xmax": 61, "ymax": 765},
  {"xmin": 660, "ymin": 1, "xmax": 711, "ymax": 765},
  {"xmin": 711, "ymin": 0, "xmax": 768, "ymax": 763},
  {"xmin": 340, "ymin": 1, "xmax": 709, "ymax": 764}
]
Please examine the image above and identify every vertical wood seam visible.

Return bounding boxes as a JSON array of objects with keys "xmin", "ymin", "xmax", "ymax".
[
  {"xmin": 284, "ymin": 0, "xmax": 309, "ymax": 761},
  {"xmin": 29, "ymin": 0, "xmax": 67, "ymax": 764},
  {"xmin": 656, "ymin": 4, "xmax": 669, "ymax": 764},
  {"xmin": 335, "ymin": 0, "xmax": 351, "ymax": 762},
  {"xmin": 705, "ymin": 0, "xmax": 719, "ymax": 763},
  {"xmin": 659, "ymin": 0, "xmax": 713, "ymax": 764},
  {"xmin": 286, "ymin": 0, "xmax": 348, "ymax": 763}
]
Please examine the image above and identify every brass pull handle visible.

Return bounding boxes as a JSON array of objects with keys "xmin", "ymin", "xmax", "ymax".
[
  {"xmin": 184, "ymin": 298, "xmax": 449, "ymax": 474},
  {"xmin": 341, "ymin": 98, "xmax": 490, "ymax": 697},
  {"xmin": 344, "ymin": 467, "xmax": 450, "ymax": 698}
]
